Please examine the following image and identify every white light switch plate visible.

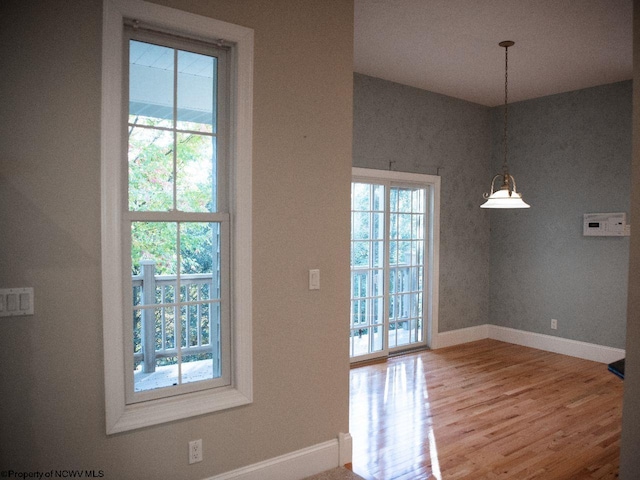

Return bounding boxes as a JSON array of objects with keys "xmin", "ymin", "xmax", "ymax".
[
  {"xmin": 0, "ymin": 288, "xmax": 34, "ymax": 317},
  {"xmin": 309, "ymin": 269, "xmax": 320, "ymax": 290}
]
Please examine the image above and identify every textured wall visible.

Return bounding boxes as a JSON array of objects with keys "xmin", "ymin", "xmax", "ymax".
[
  {"xmin": 353, "ymin": 74, "xmax": 631, "ymax": 347},
  {"xmin": 489, "ymin": 81, "xmax": 632, "ymax": 348},
  {"xmin": 353, "ymin": 73, "xmax": 492, "ymax": 333},
  {"xmin": 0, "ymin": 0, "xmax": 353, "ymax": 476}
]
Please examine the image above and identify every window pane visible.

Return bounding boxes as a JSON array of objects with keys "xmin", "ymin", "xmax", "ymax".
[
  {"xmin": 128, "ymin": 127, "xmax": 174, "ymax": 211},
  {"xmin": 398, "ymin": 214, "xmax": 411, "ymax": 239},
  {"xmin": 129, "ymin": 40, "xmax": 174, "ymax": 128},
  {"xmin": 176, "ymin": 134, "xmax": 216, "ymax": 212},
  {"xmin": 131, "ymin": 221, "xmax": 223, "ymax": 391},
  {"xmin": 412, "ymin": 188, "xmax": 425, "ymax": 213},
  {"xmin": 180, "ymin": 222, "xmax": 220, "ymax": 290},
  {"xmin": 350, "ymin": 298, "xmax": 361, "ymax": 325},
  {"xmin": 388, "ymin": 322, "xmax": 397, "ymax": 349},
  {"xmin": 163, "ymin": 303, "xmax": 176, "ymax": 349},
  {"xmin": 371, "ymin": 269, "xmax": 384, "ymax": 297},
  {"xmin": 351, "ymin": 327, "xmax": 371, "ymax": 357},
  {"xmin": 395, "ymin": 320, "xmax": 410, "ymax": 347},
  {"xmin": 352, "ymin": 212, "xmax": 370, "ymax": 240},
  {"xmin": 351, "ymin": 241, "xmax": 369, "ymax": 268},
  {"xmin": 413, "ymin": 213, "xmax": 424, "ymax": 239},
  {"xmin": 180, "ymin": 302, "xmax": 220, "ymax": 385},
  {"xmin": 177, "ymin": 50, "xmax": 217, "ymax": 133},
  {"xmin": 390, "ymin": 214, "xmax": 397, "ymax": 239},
  {"xmin": 352, "ymin": 182, "xmax": 370, "ymax": 211},
  {"xmin": 372, "ymin": 241, "xmax": 384, "ymax": 268},
  {"xmin": 351, "ymin": 325, "xmax": 383, "ymax": 355},
  {"xmin": 372, "ymin": 212, "xmax": 384, "ymax": 240},
  {"xmin": 397, "ymin": 188, "xmax": 412, "ymax": 213},
  {"xmin": 351, "ymin": 272, "xmax": 366, "ymax": 299},
  {"xmin": 371, "ymin": 325, "xmax": 383, "ymax": 352},
  {"xmin": 398, "ymin": 241, "xmax": 411, "ymax": 264},
  {"xmin": 133, "ymin": 308, "xmax": 142, "ymax": 361},
  {"xmin": 390, "ymin": 187, "xmax": 398, "ymax": 212},
  {"xmin": 131, "ymin": 222, "xmax": 178, "ymax": 276},
  {"xmin": 372, "ymin": 184, "xmax": 385, "ymax": 211},
  {"xmin": 182, "ymin": 353, "xmax": 215, "ymax": 384},
  {"xmin": 179, "ymin": 223, "xmax": 222, "ymax": 384},
  {"xmin": 134, "ymin": 307, "xmax": 180, "ymax": 392},
  {"xmin": 389, "ymin": 240, "xmax": 397, "ymax": 265},
  {"xmin": 413, "ymin": 241, "xmax": 424, "ymax": 266}
]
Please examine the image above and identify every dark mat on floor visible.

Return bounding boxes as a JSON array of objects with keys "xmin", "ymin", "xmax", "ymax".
[{"xmin": 608, "ymin": 358, "xmax": 625, "ymax": 379}]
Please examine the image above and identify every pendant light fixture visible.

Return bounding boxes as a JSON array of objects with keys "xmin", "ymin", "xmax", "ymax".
[{"xmin": 481, "ymin": 41, "xmax": 530, "ymax": 209}]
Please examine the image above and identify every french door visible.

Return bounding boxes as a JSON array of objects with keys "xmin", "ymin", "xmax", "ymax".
[{"xmin": 350, "ymin": 168, "xmax": 440, "ymax": 362}]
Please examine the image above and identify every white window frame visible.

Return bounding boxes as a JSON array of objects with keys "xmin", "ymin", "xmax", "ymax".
[
  {"xmin": 351, "ymin": 168, "xmax": 440, "ymax": 359},
  {"xmin": 101, "ymin": 0, "xmax": 253, "ymax": 434}
]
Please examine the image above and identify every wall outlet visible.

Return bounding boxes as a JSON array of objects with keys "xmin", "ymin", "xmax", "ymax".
[
  {"xmin": 551, "ymin": 319, "xmax": 558, "ymax": 330},
  {"xmin": 189, "ymin": 439, "xmax": 203, "ymax": 464}
]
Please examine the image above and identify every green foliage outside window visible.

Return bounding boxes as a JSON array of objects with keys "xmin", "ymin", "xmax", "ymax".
[
  {"xmin": 129, "ymin": 117, "xmax": 219, "ymax": 366},
  {"xmin": 129, "ymin": 117, "xmax": 216, "ymax": 276}
]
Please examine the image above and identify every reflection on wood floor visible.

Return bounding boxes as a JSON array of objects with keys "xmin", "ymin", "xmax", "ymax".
[{"xmin": 349, "ymin": 339, "xmax": 623, "ymax": 480}]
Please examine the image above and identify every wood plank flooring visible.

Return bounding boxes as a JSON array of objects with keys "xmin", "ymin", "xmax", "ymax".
[{"xmin": 349, "ymin": 339, "xmax": 624, "ymax": 480}]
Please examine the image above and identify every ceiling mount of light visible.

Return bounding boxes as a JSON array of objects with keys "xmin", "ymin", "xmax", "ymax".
[{"xmin": 481, "ymin": 40, "xmax": 530, "ymax": 209}]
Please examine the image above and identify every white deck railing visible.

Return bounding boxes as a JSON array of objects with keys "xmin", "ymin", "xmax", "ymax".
[{"xmin": 132, "ymin": 260, "xmax": 219, "ymax": 374}]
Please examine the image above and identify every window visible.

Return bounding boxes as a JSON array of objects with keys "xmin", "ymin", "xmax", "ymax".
[
  {"xmin": 350, "ymin": 168, "xmax": 440, "ymax": 362},
  {"xmin": 126, "ymin": 29, "xmax": 232, "ymax": 402},
  {"xmin": 101, "ymin": 0, "xmax": 253, "ymax": 433}
]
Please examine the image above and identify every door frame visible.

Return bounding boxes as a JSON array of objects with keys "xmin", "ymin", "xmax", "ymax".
[{"xmin": 350, "ymin": 167, "xmax": 440, "ymax": 362}]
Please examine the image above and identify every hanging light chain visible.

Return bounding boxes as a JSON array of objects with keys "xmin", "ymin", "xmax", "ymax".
[{"xmin": 503, "ymin": 42, "xmax": 510, "ymax": 177}]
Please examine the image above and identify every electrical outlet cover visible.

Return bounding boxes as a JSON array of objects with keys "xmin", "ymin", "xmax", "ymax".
[{"xmin": 189, "ymin": 439, "xmax": 203, "ymax": 464}]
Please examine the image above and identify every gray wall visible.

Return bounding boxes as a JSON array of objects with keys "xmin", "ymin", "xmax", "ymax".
[
  {"xmin": 353, "ymin": 73, "xmax": 492, "ymax": 333},
  {"xmin": 353, "ymin": 74, "xmax": 631, "ymax": 349},
  {"xmin": 489, "ymin": 81, "xmax": 631, "ymax": 348},
  {"xmin": 0, "ymin": 0, "xmax": 353, "ymax": 476}
]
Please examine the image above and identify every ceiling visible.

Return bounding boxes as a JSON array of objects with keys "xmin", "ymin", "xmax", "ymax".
[{"xmin": 354, "ymin": 0, "xmax": 633, "ymax": 107}]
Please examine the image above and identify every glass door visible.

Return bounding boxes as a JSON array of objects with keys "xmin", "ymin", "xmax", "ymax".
[
  {"xmin": 350, "ymin": 179, "xmax": 429, "ymax": 361},
  {"xmin": 388, "ymin": 186, "xmax": 426, "ymax": 350},
  {"xmin": 350, "ymin": 182, "xmax": 386, "ymax": 358}
]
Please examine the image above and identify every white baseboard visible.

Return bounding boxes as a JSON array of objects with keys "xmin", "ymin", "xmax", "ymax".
[
  {"xmin": 338, "ymin": 432, "xmax": 352, "ymax": 466},
  {"xmin": 432, "ymin": 324, "xmax": 625, "ymax": 364},
  {"xmin": 432, "ymin": 324, "xmax": 489, "ymax": 349},
  {"xmin": 488, "ymin": 325, "xmax": 625, "ymax": 364},
  {"xmin": 207, "ymin": 433, "xmax": 352, "ymax": 480}
]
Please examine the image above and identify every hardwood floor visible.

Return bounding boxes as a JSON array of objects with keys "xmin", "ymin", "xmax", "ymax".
[{"xmin": 349, "ymin": 339, "xmax": 624, "ymax": 480}]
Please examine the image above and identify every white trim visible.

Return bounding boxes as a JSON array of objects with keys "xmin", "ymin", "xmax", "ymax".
[
  {"xmin": 102, "ymin": 0, "xmax": 126, "ymax": 435},
  {"xmin": 488, "ymin": 325, "xmax": 625, "ymax": 364},
  {"xmin": 206, "ymin": 434, "xmax": 352, "ymax": 480},
  {"xmin": 426, "ymin": 175, "xmax": 440, "ymax": 350},
  {"xmin": 431, "ymin": 324, "xmax": 625, "ymax": 364},
  {"xmin": 352, "ymin": 167, "xmax": 435, "ymax": 186},
  {"xmin": 101, "ymin": 0, "xmax": 253, "ymax": 434},
  {"xmin": 338, "ymin": 432, "xmax": 353, "ymax": 466},
  {"xmin": 431, "ymin": 324, "xmax": 489, "ymax": 349}
]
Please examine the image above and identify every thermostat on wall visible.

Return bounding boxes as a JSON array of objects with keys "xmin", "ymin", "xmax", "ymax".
[{"xmin": 583, "ymin": 212, "xmax": 630, "ymax": 236}]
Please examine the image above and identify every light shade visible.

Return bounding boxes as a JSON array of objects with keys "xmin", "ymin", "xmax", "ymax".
[{"xmin": 481, "ymin": 187, "xmax": 530, "ymax": 209}]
